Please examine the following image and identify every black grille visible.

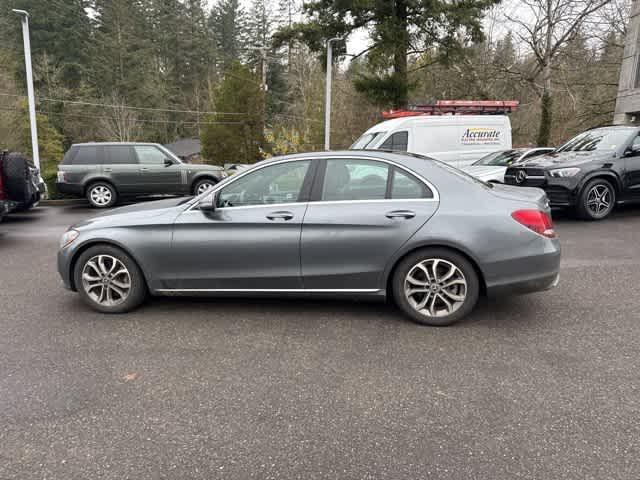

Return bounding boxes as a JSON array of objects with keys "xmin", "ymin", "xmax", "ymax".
[{"xmin": 504, "ymin": 168, "xmax": 548, "ymax": 187}]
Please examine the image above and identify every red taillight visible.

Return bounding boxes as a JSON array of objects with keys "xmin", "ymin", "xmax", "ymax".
[{"xmin": 511, "ymin": 209, "xmax": 556, "ymax": 238}]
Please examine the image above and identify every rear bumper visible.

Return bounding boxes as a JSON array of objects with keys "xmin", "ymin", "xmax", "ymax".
[
  {"xmin": 56, "ymin": 182, "xmax": 84, "ymax": 196},
  {"xmin": 484, "ymin": 240, "xmax": 561, "ymax": 297}
]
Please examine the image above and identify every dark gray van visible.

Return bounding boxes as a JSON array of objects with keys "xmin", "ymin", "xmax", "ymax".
[{"xmin": 56, "ymin": 143, "xmax": 227, "ymax": 208}]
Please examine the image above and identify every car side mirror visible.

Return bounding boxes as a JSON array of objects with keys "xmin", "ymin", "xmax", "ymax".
[
  {"xmin": 197, "ymin": 193, "xmax": 217, "ymax": 211},
  {"xmin": 164, "ymin": 158, "xmax": 174, "ymax": 167}
]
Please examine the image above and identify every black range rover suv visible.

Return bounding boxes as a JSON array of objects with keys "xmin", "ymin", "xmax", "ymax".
[
  {"xmin": 505, "ymin": 126, "xmax": 640, "ymax": 220},
  {"xmin": 56, "ymin": 143, "xmax": 227, "ymax": 208}
]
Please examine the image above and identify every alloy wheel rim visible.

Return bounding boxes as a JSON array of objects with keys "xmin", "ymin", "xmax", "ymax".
[
  {"xmin": 404, "ymin": 258, "xmax": 467, "ymax": 317},
  {"xmin": 197, "ymin": 182, "xmax": 213, "ymax": 195},
  {"xmin": 82, "ymin": 255, "xmax": 131, "ymax": 307},
  {"xmin": 586, "ymin": 184, "xmax": 612, "ymax": 217},
  {"xmin": 91, "ymin": 186, "xmax": 112, "ymax": 206}
]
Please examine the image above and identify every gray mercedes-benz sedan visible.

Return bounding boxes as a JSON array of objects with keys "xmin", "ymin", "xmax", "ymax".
[{"xmin": 58, "ymin": 151, "xmax": 560, "ymax": 326}]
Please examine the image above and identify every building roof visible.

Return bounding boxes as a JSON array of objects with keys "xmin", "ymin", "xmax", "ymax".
[{"xmin": 164, "ymin": 138, "xmax": 201, "ymax": 157}]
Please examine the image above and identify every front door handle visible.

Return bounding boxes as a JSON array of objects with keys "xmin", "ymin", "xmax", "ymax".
[
  {"xmin": 266, "ymin": 211, "xmax": 294, "ymax": 221},
  {"xmin": 385, "ymin": 210, "xmax": 416, "ymax": 219},
  {"xmin": 103, "ymin": 167, "xmax": 112, "ymax": 172},
  {"xmin": 139, "ymin": 167, "xmax": 149, "ymax": 172}
]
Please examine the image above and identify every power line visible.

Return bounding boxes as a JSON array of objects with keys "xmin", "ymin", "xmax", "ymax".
[{"xmin": 0, "ymin": 92, "xmax": 246, "ymax": 116}]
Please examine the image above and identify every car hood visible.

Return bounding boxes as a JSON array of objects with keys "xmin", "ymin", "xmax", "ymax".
[
  {"xmin": 73, "ymin": 197, "xmax": 190, "ymax": 230},
  {"xmin": 522, "ymin": 150, "xmax": 616, "ymax": 169},
  {"xmin": 184, "ymin": 163, "xmax": 223, "ymax": 171},
  {"xmin": 462, "ymin": 165, "xmax": 506, "ymax": 178}
]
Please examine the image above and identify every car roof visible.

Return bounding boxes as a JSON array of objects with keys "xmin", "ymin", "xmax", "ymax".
[
  {"xmin": 72, "ymin": 142, "xmax": 163, "ymax": 147},
  {"xmin": 260, "ymin": 149, "xmax": 431, "ymax": 164}
]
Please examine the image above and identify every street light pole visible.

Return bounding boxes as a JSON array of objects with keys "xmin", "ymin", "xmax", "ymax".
[
  {"xmin": 324, "ymin": 37, "xmax": 343, "ymax": 151},
  {"xmin": 13, "ymin": 9, "xmax": 40, "ymax": 171}
]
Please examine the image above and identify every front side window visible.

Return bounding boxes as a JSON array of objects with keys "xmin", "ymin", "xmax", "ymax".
[
  {"xmin": 322, "ymin": 159, "xmax": 389, "ymax": 201},
  {"xmin": 379, "ymin": 131, "xmax": 408, "ymax": 152},
  {"xmin": 217, "ymin": 160, "xmax": 310, "ymax": 208},
  {"xmin": 134, "ymin": 146, "xmax": 166, "ymax": 165}
]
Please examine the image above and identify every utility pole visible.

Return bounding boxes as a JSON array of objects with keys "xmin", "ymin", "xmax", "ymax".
[
  {"xmin": 13, "ymin": 9, "xmax": 40, "ymax": 171},
  {"xmin": 248, "ymin": 46, "xmax": 269, "ymax": 92},
  {"xmin": 324, "ymin": 37, "xmax": 343, "ymax": 151}
]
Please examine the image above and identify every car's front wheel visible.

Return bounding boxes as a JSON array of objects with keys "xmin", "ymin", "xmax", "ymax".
[
  {"xmin": 193, "ymin": 178, "xmax": 216, "ymax": 196},
  {"xmin": 576, "ymin": 178, "xmax": 615, "ymax": 221},
  {"xmin": 73, "ymin": 245, "xmax": 147, "ymax": 313},
  {"xmin": 86, "ymin": 182, "xmax": 117, "ymax": 208},
  {"xmin": 392, "ymin": 248, "xmax": 480, "ymax": 326}
]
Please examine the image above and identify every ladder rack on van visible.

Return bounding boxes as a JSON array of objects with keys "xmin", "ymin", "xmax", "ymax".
[{"xmin": 382, "ymin": 100, "xmax": 519, "ymax": 119}]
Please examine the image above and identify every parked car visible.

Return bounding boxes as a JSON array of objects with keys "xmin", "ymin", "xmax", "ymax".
[
  {"xmin": 351, "ymin": 114, "xmax": 512, "ymax": 168},
  {"xmin": 505, "ymin": 126, "xmax": 640, "ymax": 220},
  {"xmin": 56, "ymin": 142, "xmax": 228, "ymax": 208},
  {"xmin": 58, "ymin": 150, "xmax": 560, "ymax": 326},
  {"xmin": 462, "ymin": 147, "xmax": 555, "ymax": 183},
  {"xmin": 0, "ymin": 151, "xmax": 43, "ymax": 216}
]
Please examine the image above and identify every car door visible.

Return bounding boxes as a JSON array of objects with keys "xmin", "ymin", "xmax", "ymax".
[
  {"xmin": 624, "ymin": 134, "xmax": 640, "ymax": 199},
  {"xmin": 133, "ymin": 145, "xmax": 182, "ymax": 194},
  {"xmin": 167, "ymin": 160, "xmax": 314, "ymax": 290},
  {"xmin": 102, "ymin": 145, "xmax": 139, "ymax": 194},
  {"xmin": 301, "ymin": 157, "xmax": 439, "ymax": 290}
]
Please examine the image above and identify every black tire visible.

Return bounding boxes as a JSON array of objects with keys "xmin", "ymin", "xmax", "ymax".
[
  {"xmin": 391, "ymin": 248, "xmax": 480, "ymax": 326},
  {"xmin": 86, "ymin": 181, "xmax": 117, "ymax": 208},
  {"xmin": 2, "ymin": 152, "xmax": 32, "ymax": 204},
  {"xmin": 73, "ymin": 245, "xmax": 147, "ymax": 313},
  {"xmin": 576, "ymin": 178, "xmax": 616, "ymax": 221},
  {"xmin": 192, "ymin": 177, "xmax": 217, "ymax": 196}
]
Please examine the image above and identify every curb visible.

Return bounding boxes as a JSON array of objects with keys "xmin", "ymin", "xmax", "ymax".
[{"xmin": 39, "ymin": 199, "xmax": 88, "ymax": 206}]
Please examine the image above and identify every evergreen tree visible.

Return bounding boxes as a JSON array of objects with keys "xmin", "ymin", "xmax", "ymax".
[
  {"xmin": 209, "ymin": 0, "xmax": 248, "ymax": 71},
  {"xmin": 201, "ymin": 62, "xmax": 265, "ymax": 164},
  {"xmin": 275, "ymin": 0, "xmax": 498, "ymax": 108}
]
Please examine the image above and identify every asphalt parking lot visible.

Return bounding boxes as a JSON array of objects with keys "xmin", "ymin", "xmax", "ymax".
[{"xmin": 1, "ymin": 204, "xmax": 639, "ymax": 479}]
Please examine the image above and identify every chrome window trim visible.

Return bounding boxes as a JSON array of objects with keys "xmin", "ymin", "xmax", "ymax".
[
  {"xmin": 185, "ymin": 154, "xmax": 440, "ymax": 212},
  {"xmin": 156, "ymin": 288, "xmax": 382, "ymax": 293}
]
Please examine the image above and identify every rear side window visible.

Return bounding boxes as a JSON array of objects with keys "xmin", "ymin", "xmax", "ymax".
[
  {"xmin": 105, "ymin": 146, "xmax": 135, "ymax": 164},
  {"xmin": 322, "ymin": 159, "xmax": 389, "ymax": 201},
  {"xmin": 61, "ymin": 147, "xmax": 78, "ymax": 165},
  {"xmin": 74, "ymin": 146, "xmax": 102, "ymax": 165},
  {"xmin": 380, "ymin": 131, "xmax": 408, "ymax": 152},
  {"xmin": 391, "ymin": 168, "xmax": 433, "ymax": 199}
]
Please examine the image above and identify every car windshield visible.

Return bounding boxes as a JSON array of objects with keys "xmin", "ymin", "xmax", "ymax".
[
  {"xmin": 556, "ymin": 128, "xmax": 636, "ymax": 153},
  {"xmin": 473, "ymin": 150, "xmax": 522, "ymax": 166},
  {"xmin": 351, "ymin": 132, "xmax": 386, "ymax": 149}
]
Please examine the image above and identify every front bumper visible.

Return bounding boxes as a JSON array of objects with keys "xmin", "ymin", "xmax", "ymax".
[
  {"xmin": 505, "ymin": 175, "xmax": 579, "ymax": 207},
  {"xmin": 57, "ymin": 246, "xmax": 76, "ymax": 291},
  {"xmin": 56, "ymin": 182, "xmax": 84, "ymax": 196}
]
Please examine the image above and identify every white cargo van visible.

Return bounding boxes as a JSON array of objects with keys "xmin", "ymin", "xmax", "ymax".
[{"xmin": 351, "ymin": 115, "xmax": 512, "ymax": 168}]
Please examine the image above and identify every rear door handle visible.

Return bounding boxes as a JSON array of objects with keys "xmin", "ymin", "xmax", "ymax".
[
  {"xmin": 266, "ymin": 211, "xmax": 294, "ymax": 221},
  {"xmin": 139, "ymin": 167, "xmax": 149, "ymax": 172},
  {"xmin": 385, "ymin": 210, "xmax": 416, "ymax": 219},
  {"xmin": 103, "ymin": 168, "xmax": 112, "ymax": 172}
]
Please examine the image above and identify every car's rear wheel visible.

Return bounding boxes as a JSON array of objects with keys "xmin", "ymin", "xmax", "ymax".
[
  {"xmin": 577, "ymin": 178, "xmax": 615, "ymax": 221},
  {"xmin": 73, "ymin": 245, "xmax": 147, "ymax": 313},
  {"xmin": 87, "ymin": 182, "xmax": 117, "ymax": 208},
  {"xmin": 392, "ymin": 248, "xmax": 480, "ymax": 326},
  {"xmin": 193, "ymin": 178, "xmax": 216, "ymax": 196}
]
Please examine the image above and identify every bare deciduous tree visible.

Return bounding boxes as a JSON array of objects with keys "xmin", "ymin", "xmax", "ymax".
[
  {"xmin": 98, "ymin": 93, "xmax": 141, "ymax": 142},
  {"xmin": 506, "ymin": 0, "xmax": 614, "ymax": 145}
]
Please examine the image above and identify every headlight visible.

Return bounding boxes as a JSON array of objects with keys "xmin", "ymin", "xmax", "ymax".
[
  {"xmin": 60, "ymin": 229, "xmax": 79, "ymax": 249},
  {"xmin": 549, "ymin": 167, "xmax": 580, "ymax": 178}
]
